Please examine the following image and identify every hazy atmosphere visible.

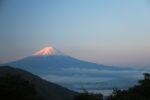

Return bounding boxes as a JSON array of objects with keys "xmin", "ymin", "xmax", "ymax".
[
  {"xmin": 1, "ymin": 0, "xmax": 150, "ymax": 67},
  {"xmin": 1, "ymin": 1, "xmax": 150, "ymax": 100}
]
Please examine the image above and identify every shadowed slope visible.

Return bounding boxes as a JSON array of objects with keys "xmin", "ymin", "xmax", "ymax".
[{"xmin": 0, "ymin": 66, "xmax": 77, "ymax": 100}]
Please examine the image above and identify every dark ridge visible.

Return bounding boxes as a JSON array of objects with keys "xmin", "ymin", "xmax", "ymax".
[{"xmin": 0, "ymin": 66, "xmax": 77, "ymax": 100}]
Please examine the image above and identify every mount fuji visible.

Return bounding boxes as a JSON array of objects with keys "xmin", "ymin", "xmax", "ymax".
[
  {"xmin": 6, "ymin": 46, "xmax": 127, "ymax": 74},
  {"xmin": 3, "ymin": 46, "xmax": 145, "ymax": 94}
]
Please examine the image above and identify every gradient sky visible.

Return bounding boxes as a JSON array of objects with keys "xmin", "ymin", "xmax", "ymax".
[{"xmin": 0, "ymin": 0, "xmax": 150, "ymax": 67}]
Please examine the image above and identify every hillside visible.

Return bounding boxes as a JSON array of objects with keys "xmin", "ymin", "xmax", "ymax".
[{"xmin": 0, "ymin": 66, "xmax": 77, "ymax": 100}]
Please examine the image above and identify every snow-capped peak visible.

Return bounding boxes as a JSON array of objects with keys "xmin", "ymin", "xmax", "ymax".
[{"xmin": 33, "ymin": 46, "xmax": 64, "ymax": 56}]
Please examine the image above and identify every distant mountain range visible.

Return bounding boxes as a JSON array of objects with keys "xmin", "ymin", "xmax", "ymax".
[
  {"xmin": 2, "ymin": 46, "xmax": 146, "ymax": 94},
  {"xmin": 0, "ymin": 66, "xmax": 76, "ymax": 100}
]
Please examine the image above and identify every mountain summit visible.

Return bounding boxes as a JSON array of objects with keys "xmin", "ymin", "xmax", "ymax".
[{"xmin": 33, "ymin": 46, "xmax": 64, "ymax": 56}]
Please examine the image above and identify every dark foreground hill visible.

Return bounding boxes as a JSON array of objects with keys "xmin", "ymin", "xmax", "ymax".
[{"xmin": 0, "ymin": 66, "xmax": 77, "ymax": 100}]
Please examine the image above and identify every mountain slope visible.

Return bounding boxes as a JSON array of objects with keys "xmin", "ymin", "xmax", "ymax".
[
  {"xmin": 0, "ymin": 66, "xmax": 77, "ymax": 100},
  {"xmin": 7, "ymin": 55, "xmax": 127, "ymax": 75}
]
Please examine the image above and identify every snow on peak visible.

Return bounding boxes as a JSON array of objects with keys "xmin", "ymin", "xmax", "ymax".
[{"xmin": 33, "ymin": 46, "xmax": 64, "ymax": 56}]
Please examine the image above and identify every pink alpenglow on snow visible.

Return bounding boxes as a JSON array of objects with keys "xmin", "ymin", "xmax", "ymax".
[{"xmin": 33, "ymin": 46, "xmax": 64, "ymax": 56}]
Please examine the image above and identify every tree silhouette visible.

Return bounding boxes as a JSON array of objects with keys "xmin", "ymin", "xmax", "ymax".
[
  {"xmin": 73, "ymin": 91, "xmax": 103, "ymax": 100},
  {"xmin": 107, "ymin": 73, "xmax": 150, "ymax": 100}
]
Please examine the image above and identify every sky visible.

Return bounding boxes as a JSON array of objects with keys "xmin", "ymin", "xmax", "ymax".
[{"xmin": 0, "ymin": 0, "xmax": 150, "ymax": 67}]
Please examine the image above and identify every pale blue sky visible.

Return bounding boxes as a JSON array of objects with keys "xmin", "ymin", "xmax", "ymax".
[{"xmin": 0, "ymin": 0, "xmax": 150, "ymax": 67}]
